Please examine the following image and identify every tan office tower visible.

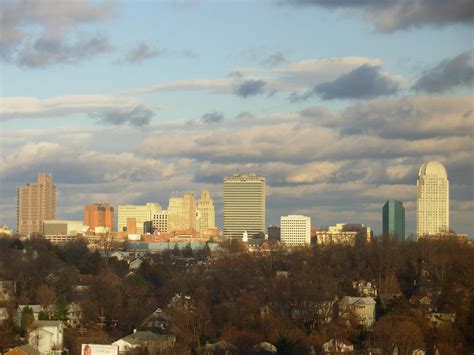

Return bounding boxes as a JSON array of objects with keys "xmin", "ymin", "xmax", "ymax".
[
  {"xmin": 224, "ymin": 173, "xmax": 265, "ymax": 239},
  {"xmin": 183, "ymin": 193, "xmax": 197, "ymax": 230},
  {"xmin": 197, "ymin": 189, "xmax": 215, "ymax": 233},
  {"xmin": 117, "ymin": 203, "xmax": 161, "ymax": 234},
  {"xmin": 153, "ymin": 210, "xmax": 168, "ymax": 232},
  {"xmin": 17, "ymin": 173, "xmax": 56, "ymax": 236},
  {"xmin": 417, "ymin": 161, "xmax": 449, "ymax": 238},
  {"xmin": 84, "ymin": 203, "xmax": 114, "ymax": 232},
  {"xmin": 167, "ymin": 193, "xmax": 197, "ymax": 232}
]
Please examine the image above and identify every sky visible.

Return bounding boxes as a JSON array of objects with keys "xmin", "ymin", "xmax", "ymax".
[{"xmin": 0, "ymin": 0, "xmax": 473, "ymax": 236}]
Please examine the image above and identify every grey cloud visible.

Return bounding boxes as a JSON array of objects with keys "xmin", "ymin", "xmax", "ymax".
[
  {"xmin": 125, "ymin": 42, "xmax": 161, "ymax": 64},
  {"xmin": 0, "ymin": 0, "xmax": 115, "ymax": 67},
  {"xmin": 201, "ymin": 112, "xmax": 224, "ymax": 124},
  {"xmin": 15, "ymin": 34, "xmax": 113, "ymax": 68},
  {"xmin": 281, "ymin": 0, "xmax": 474, "ymax": 32},
  {"xmin": 412, "ymin": 51, "xmax": 474, "ymax": 93},
  {"xmin": 234, "ymin": 80, "xmax": 267, "ymax": 98},
  {"xmin": 262, "ymin": 52, "xmax": 288, "ymax": 67},
  {"xmin": 340, "ymin": 96, "xmax": 474, "ymax": 140},
  {"xmin": 292, "ymin": 65, "xmax": 399, "ymax": 101},
  {"xmin": 92, "ymin": 105, "xmax": 154, "ymax": 127}
]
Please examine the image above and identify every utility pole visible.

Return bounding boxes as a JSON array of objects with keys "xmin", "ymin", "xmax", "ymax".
[{"xmin": 98, "ymin": 308, "xmax": 106, "ymax": 334}]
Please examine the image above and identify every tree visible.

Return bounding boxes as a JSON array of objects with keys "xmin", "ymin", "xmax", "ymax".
[
  {"xmin": 374, "ymin": 316, "xmax": 425, "ymax": 355},
  {"xmin": 54, "ymin": 296, "xmax": 70, "ymax": 322},
  {"xmin": 21, "ymin": 306, "xmax": 35, "ymax": 335},
  {"xmin": 36, "ymin": 284, "xmax": 56, "ymax": 309}
]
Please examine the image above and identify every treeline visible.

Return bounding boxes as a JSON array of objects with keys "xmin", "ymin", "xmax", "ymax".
[{"xmin": 0, "ymin": 235, "xmax": 473, "ymax": 354}]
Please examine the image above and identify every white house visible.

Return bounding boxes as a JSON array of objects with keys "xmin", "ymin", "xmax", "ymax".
[
  {"xmin": 112, "ymin": 330, "xmax": 175, "ymax": 353},
  {"xmin": 28, "ymin": 320, "xmax": 64, "ymax": 354},
  {"xmin": 0, "ymin": 307, "xmax": 8, "ymax": 323},
  {"xmin": 323, "ymin": 339, "xmax": 354, "ymax": 353},
  {"xmin": 338, "ymin": 296, "xmax": 376, "ymax": 328},
  {"xmin": 15, "ymin": 305, "xmax": 44, "ymax": 328},
  {"xmin": 129, "ymin": 258, "xmax": 143, "ymax": 270}
]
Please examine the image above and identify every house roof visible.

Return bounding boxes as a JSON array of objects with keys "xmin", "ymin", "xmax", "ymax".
[
  {"xmin": 34, "ymin": 320, "xmax": 63, "ymax": 327},
  {"xmin": 339, "ymin": 296, "xmax": 376, "ymax": 305},
  {"xmin": 324, "ymin": 338, "xmax": 353, "ymax": 346},
  {"xmin": 205, "ymin": 340, "xmax": 237, "ymax": 351},
  {"xmin": 118, "ymin": 331, "xmax": 166, "ymax": 344},
  {"xmin": 18, "ymin": 305, "xmax": 43, "ymax": 313},
  {"xmin": 7, "ymin": 345, "xmax": 41, "ymax": 355}
]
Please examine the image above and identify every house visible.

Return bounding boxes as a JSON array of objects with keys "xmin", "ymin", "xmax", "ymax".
[
  {"xmin": 323, "ymin": 339, "xmax": 354, "ymax": 353},
  {"xmin": 353, "ymin": 280, "xmax": 377, "ymax": 297},
  {"xmin": 0, "ymin": 280, "xmax": 16, "ymax": 302},
  {"xmin": 112, "ymin": 330, "xmax": 175, "ymax": 354},
  {"xmin": 253, "ymin": 342, "xmax": 277, "ymax": 353},
  {"xmin": 425, "ymin": 312, "xmax": 455, "ymax": 328},
  {"xmin": 338, "ymin": 296, "xmax": 376, "ymax": 328},
  {"xmin": 412, "ymin": 350, "xmax": 425, "ymax": 355},
  {"xmin": 203, "ymin": 340, "xmax": 238, "ymax": 355},
  {"xmin": 44, "ymin": 302, "xmax": 83, "ymax": 327},
  {"xmin": 0, "ymin": 307, "xmax": 9, "ymax": 323},
  {"xmin": 15, "ymin": 305, "xmax": 44, "ymax": 328},
  {"xmin": 5, "ymin": 344, "xmax": 41, "ymax": 355},
  {"xmin": 139, "ymin": 307, "xmax": 174, "ymax": 334},
  {"xmin": 28, "ymin": 320, "xmax": 64, "ymax": 354},
  {"xmin": 129, "ymin": 258, "xmax": 143, "ymax": 270}
]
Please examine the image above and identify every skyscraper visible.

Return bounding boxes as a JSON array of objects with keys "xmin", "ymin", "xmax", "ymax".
[
  {"xmin": 224, "ymin": 173, "xmax": 265, "ymax": 239},
  {"xmin": 84, "ymin": 203, "xmax": 114, "ymax": 232},
  {"xmin": 197, "ymin": 189, "xmax": 215, "ymax": 233},
  {"xmin": 382, "ymin": 200, "xmax": 405, "ymax": 241},
  {"xmin": 280, "ymin": 215, "xmax": 311, "ymax": 246},
  {"xmin": 17, "ymin": 173, "xmax": 56, "ymax": 236},
  {"xmin": 167, "ymin": 193, "xmax": 197, "ymax": 232},
  {"xmin": 117, "ymin": 203, "xmax": 161, "ymax": 234},
  {"xmin": 417, "ymin": 161, "xmax": 449, "ymax": 238}
]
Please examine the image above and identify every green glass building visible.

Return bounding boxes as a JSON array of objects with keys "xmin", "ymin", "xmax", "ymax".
[{"xmin": 382, "ymin": 200, "xmax": 405, "ymax": 241}]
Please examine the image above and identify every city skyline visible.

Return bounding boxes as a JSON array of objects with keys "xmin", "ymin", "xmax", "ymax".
[
  {"xmin": 8, "ymin": 164, "xmax": 460, "ymax": 238},
  {"xmin": 0, "ymin": 1, "xmax": 473, "ymax": 237}
]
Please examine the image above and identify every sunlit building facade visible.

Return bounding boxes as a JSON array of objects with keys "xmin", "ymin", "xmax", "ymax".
[
  {"xmin": 223, "ymin": 173, "xmax": 265, "ymax": 239},
  {"xmin": 197, "ymin": 189, "xmax": 215, "ymax": 234},
  {"xmin": 416, "ymin": 161, "xmax": 449, "ymax": 238},
  {"xmin": 117, "ymin": 203, "xmax": 161, "ymax": 234},
  {"xmin": 382, "ymin": 200, "xmax": 405, "ymax": 241},
  {"xmin": 17, "ymin": 173, "xmax": 56, "ymax": 236},
  {"xmin": 280, "ymin": 215, "xmax": 311, "ymax": 246}
]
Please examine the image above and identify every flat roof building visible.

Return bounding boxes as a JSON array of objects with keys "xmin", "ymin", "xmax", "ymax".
[
  {"xmin": 84, "ymin": 203, "xmax": 114, "ymax": 233},
  {"xmin": 280, "ymin": 215, "xmax": 311, "ymax": 246},
  {"xmin": 223, "ymin": 173, "xmax": 265, "ymax": 239},
  {"xmin": 118, "ymin": 203, "xmax": 161, "ymax": 234},
  {"xmin": 383, "ymin": 200, "xmax": 405, "ymax": 241},
  {"xmin": 17, "ymin": 173, "xmax": 56, "ymax": 236}
]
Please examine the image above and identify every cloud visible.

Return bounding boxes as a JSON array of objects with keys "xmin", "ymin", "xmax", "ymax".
[
  {"xmin": 124, "ymin": 56, "xmax": 395, "ymax": 96},
  {"xmin": 412, "ymin": 51, "xmax": 474, "ymax": 93},
  {"xmin": 124, "ymin": 42, "xmax": 161, "ymax": 64},
  {"xmin": 1, "ymin": 94, "xmax": 473, "ymax": 235},
  {"xmin": 339, "ymin": 96, "xmax": 474, "ymax": 139},
  {"xmin": 201, "ymin": 112, "xmax": 224, "ymax": 124},
  {"xmin": 0, "ymin": 141, "xmax": 163, "ymax": 185},
  {"xmin": 262, "ymin": 52, "xmax": 288, "ymax": 67},
  {"xmin": 234, "ymin": 80, "xmax": 267, "ymax": 97},
  {"xmin": 92, "ymin": 104, "xmax": 154, "ymax": 127},
  {"xmin": 0, "ymin": 95, "xmax": 155, "ymax": 126},
  {"xmin": 281, "ymin": 0, "xmax": 474, "ymax": 32},
  {"xmin": 0, "ymin": 0, "xmax": 115, "ymax": 67},
  {"xmin": 14, "ymin": 34, "xmax": 113, "ymax": 68},
  {"xmin": 291, "ymin": 65, "xmax": 400, "ymax": 101}
]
